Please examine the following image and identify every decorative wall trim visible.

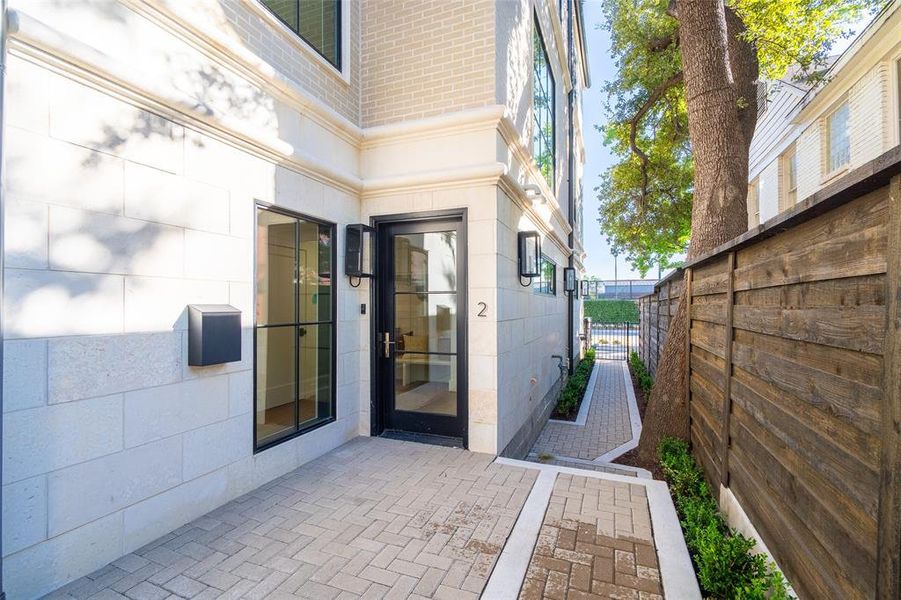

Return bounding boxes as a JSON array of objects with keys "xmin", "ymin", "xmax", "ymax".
[{"xmin": 7, "ymin": 5, "xmax": 579, "ymax": 240}]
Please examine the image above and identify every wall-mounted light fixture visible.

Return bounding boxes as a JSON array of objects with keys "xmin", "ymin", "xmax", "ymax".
[
  {"xmin": 564, "ymin": 268, "xmax": 576, "ymax": 294},
  {"xmin": 523, "ymin": 183, "xmax": 546, "ymax": 205},
  {"xmin": 345, "ymin": 224, "xmax": 375, "ymax": 287},
  {"xmin": 518, "ymin": 230, "xmax": 541, "ymax": 286},
  {"xmin": 580, "ymin": 280, "xmax": 590, "ymax": 297}
]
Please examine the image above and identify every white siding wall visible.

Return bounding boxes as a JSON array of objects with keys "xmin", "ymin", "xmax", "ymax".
[
  {"xmin": 848, "ymin": 62, "xmax": 890, "ymax": 168},
  {"xmin": 756, "ymin": 160, "xmax": 781, "ymax": 223}
]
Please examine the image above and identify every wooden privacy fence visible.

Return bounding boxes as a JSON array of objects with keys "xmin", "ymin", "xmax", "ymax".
[
  {"xmin": 637, "ymin": 279, "xmax": 681, "ymax": 377},
  {"xmin": 638, "ymin": 148, "xmax": 901, "ymax": 600}
]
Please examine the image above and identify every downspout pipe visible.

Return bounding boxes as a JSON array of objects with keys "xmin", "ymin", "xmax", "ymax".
[
  {"xmin": 0, "ymin": 2, "xmax": 9, "ymax": 599},
  {"xmin": 566, "ymin": 0, "xmax": 576, "ymax": 376}
]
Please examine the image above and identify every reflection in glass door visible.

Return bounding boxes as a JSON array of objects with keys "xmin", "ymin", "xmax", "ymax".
[
  {"xmin": 376, "ymin": 217, "xmax": 466, "ymax": 441},
  {"xmin": 255, "ymin": 206, "xmax": 335, "ymax": 450}
]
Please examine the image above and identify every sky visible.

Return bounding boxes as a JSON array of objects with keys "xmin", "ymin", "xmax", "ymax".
[{"xmin": 578, "ymin": 1, "xmax": 874, "ymax": 282}]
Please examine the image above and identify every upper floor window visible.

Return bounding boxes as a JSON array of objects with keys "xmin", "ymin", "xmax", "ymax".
[
  {"xmin": 533, "ymin": 20, "xmax": 555, "ymax": 189},
  {"xmin": 535, "ymin": 254, "xmax": 557, "ymax": 295},
  {"xmin": 826, "ymin": 102, "xmax": 850, "ymax": 174},
  {"xmin": 262, "ymin": 0, "xmax": 341, "ymax": 69},
  {"xmin": 747, "ymin": 178, "xmax": 760, "ymax": 229},
  {"xmin": 781, "ymin": 145, "xmax": 798, "ymax": 211}
]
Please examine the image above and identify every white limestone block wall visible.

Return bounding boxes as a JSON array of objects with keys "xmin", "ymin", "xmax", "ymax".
[
  {"xmin": 2, "ymin": 31, "xmax": 365, "ymax": 600},
  {"xmin": 495, "ymin": 189, "xmax": 569, "ymax": 452}
]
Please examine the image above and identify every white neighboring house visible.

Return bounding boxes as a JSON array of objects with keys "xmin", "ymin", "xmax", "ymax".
[
  {"xmin": 747, "ymin": 0, "xmax": 901, "ymax": 227},
  {"xmin": 0, "ymin": 1, "xmax": 590, "ymax": 597}
]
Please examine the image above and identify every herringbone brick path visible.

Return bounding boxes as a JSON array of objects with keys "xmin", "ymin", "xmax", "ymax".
[
  {"xmin": 531, "ymin": 361, "xmax": 632, "ymax": 461},
  {"xmin": 45, "ymin": 438, "xmax": 537, "ymax": 600},
  {"xmin": 519, "ymin": 474, "xmax": 662, "ymax": 599}
]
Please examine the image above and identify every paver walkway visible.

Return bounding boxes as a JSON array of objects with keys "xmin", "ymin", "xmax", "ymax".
[
  {"xmin": 47, "ymin": 438, "xmax": 536, "ymax": 600},
  {"xmin": 44, "ymin": 436, "xmax": 695, "ymax": 600},
  {"xmin": 518, "ymin": 474, "xmax": 661, "ymax": 600},
  {"xmin": 530, "ymin": 361, "xmax": 633, "ymax": 462}
]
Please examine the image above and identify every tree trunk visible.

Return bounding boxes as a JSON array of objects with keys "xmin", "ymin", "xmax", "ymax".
[{"xmin": 636, "ymin": 0, "xmax": 758, "ymax": 463}]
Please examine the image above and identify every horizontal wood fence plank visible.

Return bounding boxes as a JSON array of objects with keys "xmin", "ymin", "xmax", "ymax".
[
  {"xmin": 731, "ymin": 341, "xmax": 882, "ymax": 435},
  {"xmin": 730, "ymin": 373, "xmax": 880, "ymax": 516},
  {"xmin": 732, "ymin": 305, "xmax": 885, "ymax": 354}
]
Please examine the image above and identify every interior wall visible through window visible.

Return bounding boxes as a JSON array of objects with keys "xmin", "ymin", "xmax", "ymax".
[{"xmin": 255, "ymin": 206, "xmax": 336, "ymax": 450}]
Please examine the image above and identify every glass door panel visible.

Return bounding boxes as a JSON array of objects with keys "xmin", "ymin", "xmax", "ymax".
[{"xmin": 377, "ymin": 220, "xmax": 466, "ymax": 440}]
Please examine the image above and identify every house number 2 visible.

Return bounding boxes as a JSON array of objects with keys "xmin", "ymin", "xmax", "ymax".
[{"xmin": 477, "ymin": 302, "xmax": 488, "ymax": 317}]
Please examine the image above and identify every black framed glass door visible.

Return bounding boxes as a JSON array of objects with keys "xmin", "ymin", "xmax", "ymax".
[{"xmin": 375, "ymin": 217, "xmax": 467, "ymax": 440}]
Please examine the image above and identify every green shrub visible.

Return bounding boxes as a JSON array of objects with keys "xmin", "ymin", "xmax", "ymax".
[
  {"xmin": 658, "ymin": 438, "xmax": 791, "ymax": 600},
  {"xmin": 551, "ymin": 348, "xmax": 596, "ymax": 419},
  {"xmin": 628, "ymin": 351, "xmax": 653, "ymax": 395},
  {"xmin": 583, "ymin": 299, "xmax": 639, "ymax": 323}
]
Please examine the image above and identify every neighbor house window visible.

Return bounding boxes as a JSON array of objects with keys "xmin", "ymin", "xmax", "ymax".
[
  {"xmin": 826, "ymin": 102, "xmax": 850, "ymax": 174},
  {"xmin": 533, "ymin": 19, "xmax": 555, "ymax": 189},
  {"xmin": 781, "ymin": 145, "xmax": 798, "ymax": 211},
  {"xmin": 535, "ymin": 254, "xmax": 556, "ymax": 295},
  {"xmin": 262, "ymin": 0, "xmax": 341, "ymax": 69},
  {"xmin": 748, "ymin": 178, "xmax": 760, "ymax": 229},
  {"xmin": 756, "ymin": 81, "xmax": 768, "ymax": 118},
  {"xmin": 255, "ymin": 206, "xmax": 336, "ymax": 450}
]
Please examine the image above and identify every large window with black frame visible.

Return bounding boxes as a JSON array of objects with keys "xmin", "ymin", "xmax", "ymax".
[
  {"xmin": 532, "ymin": 17, "xmax": 555, "ymax": 189},
  {"xmin": 255, "ymin": 206, "xmax": 336, "ymax": 450},
  {"xmin": 262, "ymin": 0, "xmax": 341, "ymax": 69}
]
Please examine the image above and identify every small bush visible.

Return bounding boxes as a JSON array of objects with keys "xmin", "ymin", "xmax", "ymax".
[
  {"xmin": 551, "ymin": 348, "xmax": 596, "ymax": 419},
  {"xmin": 658, "ymin": 438, "xmax": 791, "ymax": 599},
  {"xmin": 628, "ymin": 351, "xmax": 653, "ymax": 395},
  {"xmin": 583, "ymin": 299, "xmax": 639, "ymax": 323}
]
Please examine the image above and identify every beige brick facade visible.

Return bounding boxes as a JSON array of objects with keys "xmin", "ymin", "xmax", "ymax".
[{"xmin": 361, "ymin": 0, "xmax": 497, "ymax": 127}]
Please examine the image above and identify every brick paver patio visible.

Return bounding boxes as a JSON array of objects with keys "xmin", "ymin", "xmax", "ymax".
[
  {"xmin": 530, "ymin": 361, "xmax": 633, "ymax": 462},
  {"xmin": 518, "ymin": 474, "xmax": 662, "ymax": 600},
  {"xmin": 46, "ymin": 438, "xmax": 536, "ymax": 600},
  {"xmin": 43, "ymin": 435, "xmax": 691, "ymax": 600}
]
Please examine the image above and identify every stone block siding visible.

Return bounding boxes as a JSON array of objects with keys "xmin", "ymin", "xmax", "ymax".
[
  {"xmin": 2, "ymin": 47, "xmax": 364, "ymax": 598},
  {"xmin": 361, "ymin": 0, "xmax": 496, "ymax": 127},
  {"xmin": 519, "ymin": 474, "xmax": 662, "ymax": 599}
]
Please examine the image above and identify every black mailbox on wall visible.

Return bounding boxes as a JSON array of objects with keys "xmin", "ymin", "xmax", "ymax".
[{"xmin": 188, "ymin": 304, "xmax": 242, "ymax": 366}]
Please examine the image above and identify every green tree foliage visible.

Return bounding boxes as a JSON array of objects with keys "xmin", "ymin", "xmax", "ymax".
[{"xmin": 597, "ymin": 0, "xmax": 882, "ymax": 274}]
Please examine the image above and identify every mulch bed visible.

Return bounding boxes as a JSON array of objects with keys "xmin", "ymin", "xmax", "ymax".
[{"xmin": 613, "ymin": 363, "xmax": 665, "ymax": 480}]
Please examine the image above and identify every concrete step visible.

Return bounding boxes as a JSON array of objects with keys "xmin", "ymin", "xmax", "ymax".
[{"xmin": 525, "ymin": 452, "xmax": 652, "ymax": 479}]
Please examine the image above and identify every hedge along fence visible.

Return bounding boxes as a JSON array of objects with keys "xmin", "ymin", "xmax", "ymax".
[
  {"xmin": 583, "ymin": 299, "xmax": 639, "ymax": 323},
  {"xmin": 637, "ymin": 147, "xmax": 901, "ymax": 600}
]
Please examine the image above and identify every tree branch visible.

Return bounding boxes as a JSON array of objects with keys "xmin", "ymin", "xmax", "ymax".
[
  {"xmin": 628, "ymin": 71, "xmax": 684, "ymax": 207},
  {"xmin": 649, "ymin": 31, "xmax": 679, "ymax": 52}
]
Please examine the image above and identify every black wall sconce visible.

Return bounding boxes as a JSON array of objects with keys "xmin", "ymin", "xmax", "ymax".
[
  {"xmin": 580, "ymin": 280, "xmax": 590, "ymax": 297},
  {"xmin": 345, "ymin": 224, "xmax": 375, "ymax": 287},
  {"xmin": 518, "ymin": 230, "xmax": 541, "ymax": 286},
  {"xmin": 564, "ymin": 267, "xmax": 576, "ymax": 294}
]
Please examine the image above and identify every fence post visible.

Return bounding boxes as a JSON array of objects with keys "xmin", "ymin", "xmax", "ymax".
[
  {"xmin": 655, "ymin": 288, "xmax": 661, "ymax": 375},
  {"xmin": 684, "ymin": 268, "xmax": 693, "ymax": 421},
  {"xmin": 877, "ymin": 174, "xmax": 901, "ymax": 599},
  {"xmin": 719, "ymin": 252, "xmax": 736, "ymax": 486}
]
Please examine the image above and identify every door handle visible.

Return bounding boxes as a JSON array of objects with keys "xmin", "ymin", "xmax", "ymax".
[{"xmin": 381, "ymin": 332, "xmax": 395, "ymax": 358}]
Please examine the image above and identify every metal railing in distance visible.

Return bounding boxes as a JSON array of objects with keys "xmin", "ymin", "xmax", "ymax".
[{"xmin": 589, "ymin": 322, "xmax": 636, "ymax": 360}]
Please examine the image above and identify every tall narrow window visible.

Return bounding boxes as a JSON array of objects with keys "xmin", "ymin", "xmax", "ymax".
[
  {"xmin": 262, "ymin": 0, "xmax": 341, "ymax": 69},
  {"xmin": 781, "ymin": 145, "xmax": 798, "ymax": 211},
  {"xmin": 255, "ymin": 206, "xmax": 336, "ymax": 450},
  {"xmin": 533, "ymin": 19, "xmax": 555, "ymax": 189},
  {"xmin": 747, "ymin": 178, "xmax": 760, "ymax": 229},
  {"xmin": 826, "ymin": 102, "xmax": 850, "ymax": 174}
]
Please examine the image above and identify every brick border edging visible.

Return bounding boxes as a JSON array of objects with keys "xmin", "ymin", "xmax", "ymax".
[{"xmin": 484, "ymin": 459, "xmax": 701, "ymax": 600}]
